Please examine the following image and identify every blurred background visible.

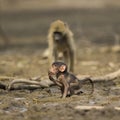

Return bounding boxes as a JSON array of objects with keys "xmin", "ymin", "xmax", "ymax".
[
  {"xmin": 0, "ymin": 0, "xmax": 120, "ymax": 49},
  {"xmin": 0, "ymin": 0, "xmax": 120, "ymax": 77}
]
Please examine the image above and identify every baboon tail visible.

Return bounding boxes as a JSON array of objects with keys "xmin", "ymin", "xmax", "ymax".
[{"xmin": 79, "ymin": 78, "xmax": 94, "ymax": 95}]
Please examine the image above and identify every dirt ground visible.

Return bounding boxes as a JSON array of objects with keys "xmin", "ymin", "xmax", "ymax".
[{"xmin": 0, "ymin": 5, "xmax": 120, "ymax": 120}]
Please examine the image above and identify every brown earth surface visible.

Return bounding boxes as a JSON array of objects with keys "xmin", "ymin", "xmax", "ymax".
[{"xmin": 0, "ymin": 6, "xmax": 120, "ymax": 120}]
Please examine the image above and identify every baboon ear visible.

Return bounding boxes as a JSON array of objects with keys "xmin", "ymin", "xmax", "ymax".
[{"xmin": 59, "ymin": 65, "xmax": 66, "ymax": 72}]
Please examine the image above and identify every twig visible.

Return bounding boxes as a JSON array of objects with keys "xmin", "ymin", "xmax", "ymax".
[
  {"xmin": 7, "ymin": 78, "xmax": 54, "ymax": 90},
  {"xmin": 78, "ymin": 69, "xmax": 120, "ymax": 82},
  {"xmin": 75, "ymin": 105, "xmax": 120, "ymax": 111},
  {"xmin": 92, "ymin": 69, "xmax": 120, "ymax": 81}
]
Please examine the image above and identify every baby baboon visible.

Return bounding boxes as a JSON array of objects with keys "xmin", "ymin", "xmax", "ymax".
[
  {"xmin": 48, "ymin": 20, "xmax": 75, "ymax": 72},
  {"xmin": 48, "ymin": 62, "xmax": 94, "ymax": 98}
]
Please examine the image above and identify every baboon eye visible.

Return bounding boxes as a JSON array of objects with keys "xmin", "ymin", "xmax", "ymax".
[
  {"xmin": 52, "ymin": 65, "xmax": 58, "ymax": 70},
  {"xmin": 53, "ymin": 65, "xmax": 56, "ymax": 67}
]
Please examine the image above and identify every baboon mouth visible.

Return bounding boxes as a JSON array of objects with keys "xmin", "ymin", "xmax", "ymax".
[
  {"xmin": 53, "ymin": 32, "xmax": 63, "ymax": 41},
  {"xmin": 55, "ymin": 37, "xmax": 61, "ymax": 41}
]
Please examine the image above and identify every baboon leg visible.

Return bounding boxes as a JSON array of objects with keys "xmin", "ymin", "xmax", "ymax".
[
  {"xmin": 63, "ymin": 51, "xmax": 70, "ymax": 70},
  {"xmin": 69, "ymin": 50, "xmax": 75, "ymax": 72}
]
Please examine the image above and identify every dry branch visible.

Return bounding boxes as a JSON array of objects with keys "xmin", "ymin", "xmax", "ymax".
[
  {"xmin": 0, "ymin": 69, "xmax": 120, "ymax": 90},
  {"xmin": 7, "ymin": 78, "xmax": 54, "ymax": 90},
  {"xmin": 92, "ymin": 69, "xmax": 120, "ymax": 81},
  {"xmin": 78, "ymin": 69, "xmax": 120, "ymax": 82},
  {"xmin": 75, "ymin": 105, "xmax": 120, "ymax": 111}
]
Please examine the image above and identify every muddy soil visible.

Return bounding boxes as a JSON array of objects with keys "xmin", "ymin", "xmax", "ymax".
[{"xmin": 0, "ymin": 7, "xmax": 120, "ymax": 120}]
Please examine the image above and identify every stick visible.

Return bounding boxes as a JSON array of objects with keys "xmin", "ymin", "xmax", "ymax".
[
  {"xmin": 7, "ymin": 78, "xmax": 54, "ymax": 90},
  {"xmin": 92, "ymin": 69, "xmax": 120, "ymax": 81},
  {"xmin": 75, "ymin": 106, "xmax": 120, "ymax": 111},
  {"xmin": 9, "ymin": 84, "xmax": 42, "ymax": 91},
  {"xmin": 78, "ymin": 69, "xmax": 120, "ymax": 82}
]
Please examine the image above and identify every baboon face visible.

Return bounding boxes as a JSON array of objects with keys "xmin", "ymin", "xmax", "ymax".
[
  {"xmin": 49, "ymin": 62, "xmax": 67, "ymax": 75},
  {"xmin": 53, "ymin": 32, "xmax": 64, "ymax": 43},
  {"xmin": 50, "ymin": 20, "xmax": 67, "ymax": 43}
]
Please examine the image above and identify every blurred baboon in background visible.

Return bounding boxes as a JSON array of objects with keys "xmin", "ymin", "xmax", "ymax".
[{"xmin": 47, "ymin": 20, "xmax": 76, "ymax": 72}]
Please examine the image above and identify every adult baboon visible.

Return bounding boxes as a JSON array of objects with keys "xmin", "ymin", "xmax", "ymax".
[{"xmin": 48, "ymin": 20, "xmax": 76, "ymax": 72}]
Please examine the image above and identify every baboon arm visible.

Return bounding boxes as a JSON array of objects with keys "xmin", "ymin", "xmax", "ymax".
[{"xmin": 49, "ymin": 76, "xmax": 62, "ymax": 87}]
